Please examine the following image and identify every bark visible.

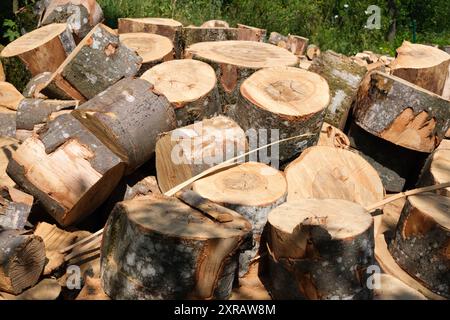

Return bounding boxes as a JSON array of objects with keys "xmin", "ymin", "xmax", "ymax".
[
  {"xmin": 183, "ymin": 27, "xmax": 240, "ymax": 48},
  {"xmin": 237, "ymin": 24, "xmax": 267, "ymax": 42},
  {"xmin": 0, "ymin": 107, "xmax": 16, "ymax": 138},
  {"xmin": 0, "ymin": 187, "xmax": 33, "ymax": 230}
]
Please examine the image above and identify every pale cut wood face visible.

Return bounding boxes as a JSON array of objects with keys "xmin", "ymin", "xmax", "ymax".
[
  {"xmin": 121, "ymin": 17, "xmax": 182, "ymax": 27},
  {"xmin": 408, "ymin": 193, "xmax": 450, "ymax": 230},
  {"xmin": 0, "ymin": 82, "xmax": 24, "ymax": 110},
  {"xmin": 119, "ymin": 33, "xmax": 173, "ymax": 63},
  {"xmin": 1, "ymin": 23, "xmax": 68, "ymax": 57},
  {"xmin": 141, "ymin": 60, "xmax": 216, "ymax": 103},
  {"xmin": 186, "ymin": 40, "xmax": 299, "ymax": 69},
  {"xmin": 241, "ymin": 67, "xmax": 330, "ymax": 117},
  {"xmin": 391, "ymin": 41, "xmax": 450, "ymax": 69}
]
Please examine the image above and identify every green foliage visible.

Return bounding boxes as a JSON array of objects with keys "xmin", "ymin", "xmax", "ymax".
[{"xmin": 2, "ymin": 19, "xmax": 20, "ymax": 42}]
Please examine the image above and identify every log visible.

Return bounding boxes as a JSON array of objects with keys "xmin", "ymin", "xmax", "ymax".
[
  {"xmin": 141, "ymin": 59, "xmax": 218, "ymax": 126},
  {"xmin": 40, "ymin": 0, "xmax": 104, "ymax": 40},
  {"xmin": 36, "ymin": 24, "xmax": 142, "ymax": 101},
  {"xmin": 100, "ymin": 194, "xmax": 252, "ymax": 299},
  {"xmin": 183, "ymin": 27, "xmax": 240, "ymax": 48},
  {"xmin": 201, "ymin": 20, "xmax": 230, "ymax": 28},
  {"xmin": 306, "ymin": 44, "xmax": 320, "ymax": 60},
  {"xmin": 265, "ymin": 199, "xmax": 374, "ymax": 299},
  {"xmin": 317, "ymin": 122, "xmax": 350, "ymax": 149},
  {"xmin": 0, "ymin": 187, "xmax": 33, "ymax": 230},
  {"xmin": 119, "ymin": 33, "xmax": 173, "ymax": 76},
  {"xmin": 0, "ymin": 137, "xmax": 18, "ymax": 188},
  {"xmin": 226, "ymin": 67, "xmax": 329, "ymax": 163},
  {"xmin": 0, "ymin": 230, "xmax": 46, "ymax": 294},
  {"xmin": 124, "ymin": 176, "xmax": 161, "ymax": 201},
  {"xmin": 7, "ymin": 113, "xmax": 126, "ymax": 226},
  {"xmin": 0, "ymin": 23, "xmax": 75, "ymax": 76},
  {"xmin": 0, "ymin": 81, "xmax": 24, "ymax": 110},
  {"xmin": 185, "ymin": 40, "xmax": 298, "ymax": 105},
  {"xmin": 417, "ymin": 146, "xmax": 450, "ymax": 197},
  {"xmin": 16, "ymin": 98, "xmax": 78, "ymax": 130},
  {"xmin": 72, "ymin": 77, "xmax": 176, "ymax": 174},
  {"xmin": 353, "ymin": 71, "xmax": 450, "ymax": 153},
  {"xmin": 0, "ymin": 107, "xmax": 16, "ymax": 138},
  {"xmin": 389, "ymin": 193, "xmax": 450, "ymax": 298},
  {"xmin": 192, "ymin": 162, "xmax": 287, "ymax": 276},
  {"xmin": 237, "ymin": 24, "xmax": 267, "ymax": 42},
  {"xmin": 390, "ymin": 41, "xmax": 450, "ymax": 95},
  {"xmin": 285, "ymin": 145, "xmax": 384, "ymax": 209},
  {"xmin": 155, "ymin": 116, "xmax": 247, "ymax": 193},
  {"xmin": 286, "ymin": 35, "xmax": 309, "ymax": 56},
  {"xmin": 309, "ymin": 50, "xmax": 367, "ymax": 130},
  {"xmin": 0, "ymin": 60, "xmax": 4, "ymax": 81},
  {"xmin": 23, "ymin": 72, "xmax": 52, "ymax": 98},
  {"xmin": 268, "ymin": 32, "xmax": 287, "ymax": 47},
  {"xmin": 118, "ymin": 18, "xmax": 183, "ymax": 58}
]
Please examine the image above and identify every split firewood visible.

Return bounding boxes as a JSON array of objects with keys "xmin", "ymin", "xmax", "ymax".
[
  {"xmin": 237, "ymin": 24, "xmax": 267, "ymax": 42},
  {"xmin": 200, "ymin": 20, "xmax": 230, "ymax": 28},
  {"xmin": 373, "ymin": 274, "xmax": 426, "ymax": 300},
  {"xmin": 141, "ymin": 60, "xmax": 218, "ymax": 126},
  {"xmin": 100, "ymin": 194, "xmax": 252, "ymax": 299},
  {"xmin": 72, "ymin": 78, "xmax": 176, "ymax": 174},
  {"xmin": 306, "ymin": 44, "xmax": 320, "ymax": 60},
  {"xmin": 119, "ymin": 33, "xmax": 173, "ymax": 75},
  {"xmin": 36, "ymin": 24, "xmax": 142, "ymax": 101},
  {"xmin": 285, "ymin": 145, "xmax": 384, "ymax": 209},
  {"xmin": 7, "ymin": 114, "xmax": 126, "ymax": 226},
  {"xmin": 39, "ymin": 0, "xmax": 104, "ymax": 40},
  {"xmin": 0, "ymin": 230, "xmax": 46, "ymax": 294},
  {"xmin": 353, "ymin": 71, "xmax": 450, "ymax": 153},
  {"xmin": 309, "ymin": 50, "xmax": 367, "ymax": 130},
  {"xmin": 75, "ymin": 276, "xmax": 109, "ymax": 300},
  {"xmin": 23, "ymin": 72, "xmax": 52, "ymax": 98},
  {"xmin": 0, "ymin": 278, "xmax": 61, "ymax": 300},
  {"xmin": 16, "ymin": 98, "xmax": 78, "ymax": 130},
  {"xmin": 265, "ymin": 199, "xmax": 374, "ymax": 299},
  {"xmin": 268, "ymin": 32, "xmax": 287, "ymax": 48},
  {"xmin": 192, "ymin": 162, "xmax": 287, "ymax": 276},
  {"xmin": 347, "ymin": 122, "xmax": 430, "ymax": 193},
  {"xmin": 185, "ymin": 40, "xmax": 298, "ymax": 105},
  {"xmin": 390, "ymin": 41, "xmax": 450, "ymax": 95},
  {"xmin": 286, "ymin": 35, "xmax": 309, "ymax": 56},
  {"xmin": 317, "ymin": 122, "xmax": 350, "ymax": 149},
  {"xmin": 0, "ymin": 23, "xmax": 75, "ymax": 76},
  {"xmin": 0, "ymin": 81, "xmax": 24, "ymax": 110},
  {"xmin": 226, "ymin": 67, "xmax": 329, "ymax": 162},
  {"xmin": 0, "ymin": 137, "xmax": 18, "ymax": 189},
  {"xmin": 0, "ymin": 107, "xmax": 16, "ymax": 138},
  {"xmin": 118, "ymin": 18, "xmax": 183, "ymax": 58},
  {"xmin": 389, "ymin": 193, "xmax": 450, "ymax": 298},
  {"xmin": 155, "ymin": 116, "xmax": 247, "ymax": 193},
  {"xmin": 0, "ymin": 187, "xmax": 33, "ymax": 230},
  {"xmin": 417, "ymin": 145, "xmax": 450, "ymax": 197}
]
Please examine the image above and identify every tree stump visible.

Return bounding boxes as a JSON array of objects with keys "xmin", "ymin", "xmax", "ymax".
[
  {"xmin": 309, "ymin": 50, "xmax": 367, "ymax": 130},
  {"xmin": 265, "ymin": 199, "xmax": 374, "ymax": 299},
  {"xmin": 16, "ymin": 98, "xmax": 78, "ymax": 130},
  {"xmin": 390, "ymin": 41, "xmax": 450, "ymax": 95},
  {"xmin": 182, "ymin": 27, "xmax": 240, "ymax": 48},
  {"xmin": 201, "ymin": 20, "xmax": 229, "ymax": 28},
  {"xmin": 353, "ymin": 71, "xmax": 450, "ymax": 153},
  {"xmin": 155, "ymin": 116, "xmax": 247, "ymax": 193},
  {"xmin": 0, "ymin": 107, "xmax": 16, "ymax": 138},
  {"xmin": 0, "ymin": 187, "xmax": 33, "ymax": 230},
  {"xmin": 185, "ymin": 40, "xmax": 298, "ymax": 106},
  {"xmin": 417, "ymin": 147, "xmax": 450, "ymax": 197},
  {"xmin": 0, "ymin": 230, "xmax": 46, "ymax": 294},
  {"xmin": 237, "ymin": 24, "xmax": 267, "ymax": 42},
  {"xmin": 0, "ymin": 81, "xmax": 24, "ymax": 110},
  {"xmin": 39, "ymin": 0, "xmax": 104, "ymax": 41},
  {"xmin": 141, "ymin": 59, "xmax": 218, "ymax": 126},
  {"xmin": 0, "ymin": 23, "xmax": 75, "ymax": 76},
  {"xmin": 192, "ymin": 162, "xmax": 287, "ymax": 276},
  {"xmin": 119, "ymin": 33, "xmax": 173, "ymax": 76},
  {"xmin": 285, "ymin": 145, "xmax": 384, "ymax": 209},
  {"xmin": 226, "ymin": 67, "xmax": 329, "ymax": 163},
  {"xmin": 317, "ymin": 122, "xmax": 350, "ymax": 149},
  {"xmin": 101, "ymin": 194, "xmax": 252, "ymax": 300},
  {"xmin": 389, "ymin": 193, "xmax": 450, "ymax": 298},
  {"xmin": 287, "ymin": 35, "xmax": 309, "ymax": 56},
  {"xmin": 72, "ymin": 78, "xmax": 176, "ymax": 174},
  {"xmin": 36, "ymin": 24, "xmax": 142, "ymax": 101},
  {"xmin": 306, "ymin": 44, "xmax": 320, "ymax": 60},
  {"xmin": 118, "ymin": 18, "xmax": 183, "ymax": 58},
  {"xmin": 7, "ymin": 114, "xmax": 126, "ymax": 226}
]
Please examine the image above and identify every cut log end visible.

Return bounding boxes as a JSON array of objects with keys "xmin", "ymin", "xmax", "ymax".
[{"xmin": 119, "ymin": 33, "xmax": 173, "ymax": 66}]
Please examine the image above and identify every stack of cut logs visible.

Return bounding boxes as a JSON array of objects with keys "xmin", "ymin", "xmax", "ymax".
[{"xmin": 0, "ymin": 0, "xmax": 449, "ymax": 301}]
